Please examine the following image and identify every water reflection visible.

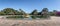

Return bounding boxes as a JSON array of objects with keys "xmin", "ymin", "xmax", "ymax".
[
  {"xmin": 6, "ymin": 15, "xmax": 50, "ymax": 20},
  {"xmin": 23, "ymin": 16, "xmax": 32, "ymax": 20}
]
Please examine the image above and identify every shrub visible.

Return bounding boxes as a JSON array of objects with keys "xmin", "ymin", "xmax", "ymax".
[{"xmin": 6, "ymin": 16, "xmax": 24, "ymax": 19}]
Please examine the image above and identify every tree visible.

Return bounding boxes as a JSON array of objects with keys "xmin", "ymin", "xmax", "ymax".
[
  {"xmin": 19, "ymin": 9, "xmax": 26, "ymax": 15},
  {"xmin": 53, "ymin": 10, "xmax": 57, "ymax": 16},
  {"xmin": 0, "ymin": 12, "xmax": 5, "ymax": 15},
  {"xmin": 41, "ymin": 8, "xmax": 50, "ymax": 19},
  {"xmin": 30, "ymin": 9, "xmax": 38, "ymax": 15},
  {"xmin": 38, "ymin": 12, "xmax": 42, "ymax": 15},
  {"xmin": 1, "ymin": 8, "xmax": 19, "ymax": 15},
  {"xmin": 49, "ymin": 12, "xmax": 53, "ymax": 16},
  {"xmin": 49, "ymin": 10, "xmax": 57, "ymax": 16}
]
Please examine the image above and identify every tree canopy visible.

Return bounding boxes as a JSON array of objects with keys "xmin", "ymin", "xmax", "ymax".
[
  {"xmin": 30, "ymin": 9, "xmax": 38, "ymax": 15},
  {"xmin": 0, "ymin": 8, "xmax": 26, "ymax": 15},
  {"xmin": 0, "ymin": 8, "xmax": 58, "ymax": 16}
]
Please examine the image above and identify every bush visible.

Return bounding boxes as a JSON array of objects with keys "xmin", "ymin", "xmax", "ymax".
[
  {"xmin": 6, "ymin": 16, "xmax": 24, "ymax": 19},
  {"xmin": 56, "ymin": 12, "xmax": 60, "ymax": 16}
]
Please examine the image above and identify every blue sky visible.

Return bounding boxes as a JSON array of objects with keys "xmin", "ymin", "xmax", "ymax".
[{"xmin": 0, "ymin": 0, "xmax": 60, "ymax": 13}]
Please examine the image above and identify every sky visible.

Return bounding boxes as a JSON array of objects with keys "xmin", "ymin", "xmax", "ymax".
[{"xmin": 0, "ymin": 0, "xmax": 60, "ymax": 13}]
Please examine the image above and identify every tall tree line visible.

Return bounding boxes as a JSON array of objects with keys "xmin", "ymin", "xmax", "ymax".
[
  {"xmin": 0, "ymin": 8, "xmax": 26, "ymax": 15},
  {"xmin": 0, "ymin": 8, "xmax": 58, "ymax": 16}
]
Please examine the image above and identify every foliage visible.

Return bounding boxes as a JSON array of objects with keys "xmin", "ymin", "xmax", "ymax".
[
  {"xmin": 0, "ymin": 8, "xmax": 26, "ymax": 15},
  {"xmin": 0, "ymin": 12, "xmax": 5, "ymax": 15},
  {"xmin": 1, "ymin": 8, "xmax": 16, "ymax": 15},
  {"xmin": 31, "ymin": 16, "xmax": 37, "ymax": 19},
  {"xmin": 0, "ymin": 8, "xmax": 51, "ymax": 19},
  {"xmin": 30, "ymin": 9, "xmax": 38, "ymax": 15},
  {"xmin": 0, "ymin": 8, "xmax": 57, "ymax": 16},
  {"xmin": 49, "ymin": 12, "xmax": 54, "ymax": 16},
  {"xmin": 6, "ymin": 16, "xmax": 24, "ymax": 19},
  {"xmin": 56, "ymin": 12, "xmax": 60, "ymax": 16},
  {"xmin": 38, "ymin": 12, "xmax": 42, "ymax": 15},
  {"xmin": 19, "ymin": 9, "xmax": 26, "ymax": 15},
  {"xmin": 49, "ymin": 10, "xmax": 57, "ymax": 16},
  {"xmin": 31, "ymin": 15, "xmax": 49, "ymax": 19},
  {"xmin": 41, "ymin": 8, "xmax": 49, "ymax": 18}
]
